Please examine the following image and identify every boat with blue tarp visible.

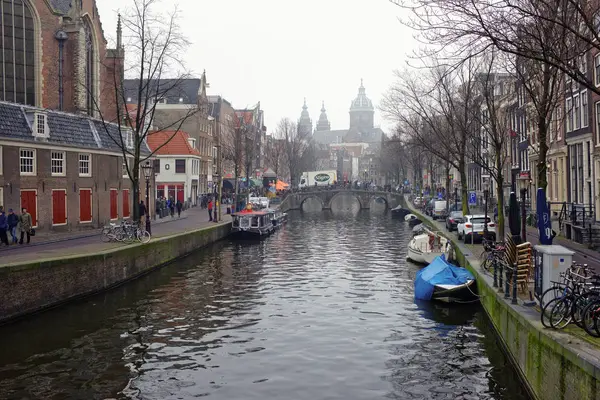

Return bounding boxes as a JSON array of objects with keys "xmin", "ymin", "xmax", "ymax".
[{"xmin": 414, "ymin": 255, "xmax": 476, "ymax": 303}]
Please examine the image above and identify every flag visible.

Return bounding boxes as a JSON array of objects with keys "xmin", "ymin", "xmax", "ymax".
[{"xmin": 509, "ymin": 129, "xmax": 517, "ymax": 137}]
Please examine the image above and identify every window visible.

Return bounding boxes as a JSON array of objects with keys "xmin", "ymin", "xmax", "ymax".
[
  {"xmin": 566, "ymin": 98, "xmax": 573, "ymax": 132},
  {"xmin": 596, "ymin": 54, "xmax": 600, "ymax": 86},
  {"xmin": 79, "ymin": 153, "xmax": 91, "ymax": 176},
  {"xmin": 582, "ymin": 90, "xmax": 589, "ymax": 128},
  {"xmin": 175, "ymin": 159, "xmax": 186, "ymax": 173},
  {"xmin": 580, "ymin": 54, "xmax": 588, "ymax": 76},
  {"xmin": 34, "ymin": 113, "xmax": 48, "ymax": 137},
  {"xmin": 153, "ymin": 159, "xmax": 160, "ymax": 173},
  {"xmin": 20, "ymin": 148, "xmax": 35, "ymax": 175},
  {"xmin": 596, "ymin": 102, "xmax": 600, "ymax": 144},
  {"xmin": 51, "ymin": 151, "xmax": 65, "ymax": 176},
  {"xmin": 0, "ymin": 0, "xmax": 36, "ymax": 105},
  {"xmin": 122, "ymin": 157, "xmax": 129, "ymax": 178},
  {"xmin": 574, "ymin": 94, "xmax": 581, "ymax": 130},
  {"xmin": 83, "ymin": 21, "xmax": 96, "ymax": 115}
]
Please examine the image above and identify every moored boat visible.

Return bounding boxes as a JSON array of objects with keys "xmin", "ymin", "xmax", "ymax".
[
  {"xmin": 231, "ymin": 210, "xmax": 274, "ymax": 238},
  {"xmin": 265, "ymin": 208, "xmax": 288, "ymax": 229},
  {"xmin": 391, "ymin": 205, "xmax": 410, "ymax": 219},
  {"xmin": 414, "ymin": 255, "xmax": 476, "ymax": 303},
  {"xmin": 407, "ymin": 229, "xmax": 449, "ymax": 264}
]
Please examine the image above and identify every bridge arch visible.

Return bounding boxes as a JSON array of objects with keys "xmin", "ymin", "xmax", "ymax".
[
  {"xmin": 299, "ymin": 195, "xmax": 325, "ymax": 210},
  {"xmin": 369, "ymin": 195, "xmax": 389, "ymax": 210},
  {"xmin": 327, "ymin": 191, "xmax": 364, "ymax": 209}
]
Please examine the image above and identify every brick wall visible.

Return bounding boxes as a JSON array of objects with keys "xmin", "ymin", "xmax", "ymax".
[{"xmin": 0, "ymin": 144, "xmax": 155, "ymax": 232}]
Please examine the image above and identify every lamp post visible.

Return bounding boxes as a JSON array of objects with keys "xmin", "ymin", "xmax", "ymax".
[
  {"xmin": 484, "ymin": 180, "xmax": 490, "ymax": 237},
  {"xmin": 454, "ymin": 186, "xmax": 458, "ymax": 212},
  {"xmin": 518, "ymin": 176, "xmax": 527, "ymax": 242},
  {"xmin": 141, "ymin": 161, "xmax": 153, "ymax": 235}
]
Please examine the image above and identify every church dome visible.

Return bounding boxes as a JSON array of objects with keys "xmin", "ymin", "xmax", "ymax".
[{"xmin": 350, "ymin": 79, "xmax": 374, "ymax": 111}]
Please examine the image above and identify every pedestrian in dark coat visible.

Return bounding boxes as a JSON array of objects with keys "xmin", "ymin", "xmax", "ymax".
[
  {"xmin": 176, "ymin": 200, "xmax": 183, "ymax": 218},
  {"xmin": 0, "ymin": 210, "xmax": 8, "ymax": 245}
]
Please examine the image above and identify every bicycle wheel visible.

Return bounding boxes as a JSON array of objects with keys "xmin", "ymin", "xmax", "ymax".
[
  {"xmin": 137, "ymin": 229, "xmax": 151, "ymax": 243},
  {"xmin": 549, "ymin": 297, "xmax": 573, "ymax": 329},
  {"xmin": 101, "ymin": 227, "xmax": 111, "ymax": 242},
  {"xmin": 540, "ymin": 285, "xmax": 564, "ymax": 309},
  {"xmin": 581, "ymin": 300, "xmax": 600, "ymax": 337},
  {"xmin": 541, "ymin": 298, "xmax": 562, "ymax": 328},
  {"xmin": 571, "ymin": 292, "xmax": 598, "ymax": 329}
]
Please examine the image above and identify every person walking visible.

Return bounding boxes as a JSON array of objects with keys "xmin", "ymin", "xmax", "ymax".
[
  {"xmin": 0, "ymin": 209, "xmax": 8, "ymax": 246},
  {"xmin": 19, "ymin": 207, "xmax": 32, "ymax": 245},
  {"xmin": 176, "ymin": 199, "xmax": 183, "ymax": 218},
  {"xmin": 169, "ymin": 197, "xmax": 175, "ymax": 218},
  {"xmin": 139, "ymin": 201, "xmax": 147, "ymax": 228},
  {"xmin": 208, "ymin": 198, "xmax": 213, "ymax": 222},
  {"xmin": 7, "ymin": 209, "xmax": 18, "ymax": 244}
]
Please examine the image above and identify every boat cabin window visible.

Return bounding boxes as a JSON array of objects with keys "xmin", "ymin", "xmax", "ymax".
[
  {"xmin": 233, "ymin": 217, "xmax": 240, "ymax": 227},
  {"xmin": 251, "ymin": 216, "xmax": 259, "ymax": 227}
]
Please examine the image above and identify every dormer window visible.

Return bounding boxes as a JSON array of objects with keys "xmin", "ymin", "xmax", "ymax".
[
  {"xmin": 34, "ymin": 113, "xmax": 49, "ymax": 138},
  {"xmin": 188, "ymin": 137, "xmax": 196, "ymax": 148}
]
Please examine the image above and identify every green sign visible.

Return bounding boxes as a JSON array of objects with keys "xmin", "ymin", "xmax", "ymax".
[{"xmin": 315, "ymin": 173, "xmax": 331, "ymax": 182}]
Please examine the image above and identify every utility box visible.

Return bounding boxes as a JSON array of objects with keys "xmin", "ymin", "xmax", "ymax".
[{"xmin": 533, "ymin": 245, "xmax": 575, "ymax": 301}]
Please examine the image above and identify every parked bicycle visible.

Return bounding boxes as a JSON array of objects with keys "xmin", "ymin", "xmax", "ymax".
[{"xmin": 101, "ymin": 220, "xmax": 151, "ymax": 244}]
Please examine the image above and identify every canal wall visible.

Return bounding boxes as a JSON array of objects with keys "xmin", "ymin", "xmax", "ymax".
[
  {"xmin": 402, "ymin": 199, "xmax": 600, "ymax": 400},
  {"xmin": 0, "ymin": 222, "xmax": 231, "ymax": 324}
]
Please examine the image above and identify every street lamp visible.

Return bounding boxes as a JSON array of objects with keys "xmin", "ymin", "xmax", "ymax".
[
  {"xmin": 483, "ymin": 180, "xmax": 490, "ymax": 237},
  {"xmin": 141, "ymin": 161, "xmax": 153, "ymax": 235},
  {"xmin": 454, "ymin": 186, "xmax": 458, "ymax": 212},
  {"xmin": 518, "ymin": 176, "xmax": 528, "ymax": 242}
]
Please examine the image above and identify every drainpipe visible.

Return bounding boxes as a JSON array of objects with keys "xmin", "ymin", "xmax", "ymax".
[{"xmin": 54, "ymin": 30, "xmax": 68, "ymax": 111}]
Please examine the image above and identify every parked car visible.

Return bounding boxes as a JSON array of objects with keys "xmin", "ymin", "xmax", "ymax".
[
  {"xmin": 457, "ymin": 215, "xmax": 496, "ymax": 242},
  {"xmin": 432, "ymin": 200, "xmax": 448, "ymax": 220},
  {"xmin": 446, "ymin": 211, "xmax": 464, "ymax": 231}
]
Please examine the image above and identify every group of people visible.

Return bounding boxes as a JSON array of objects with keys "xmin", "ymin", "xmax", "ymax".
[
  {"xmin": 155, "ymin": 197, "xmax": 184, "ymax": 219},
  {"xmin": 0, "ymin": 207, "xmax": 34, "ymax": 246}
]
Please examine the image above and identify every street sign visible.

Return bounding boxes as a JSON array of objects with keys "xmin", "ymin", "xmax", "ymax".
[
  {"xmin": 438, "ymin": 192, "xmax": 443, "ymax": 200},
  {"xmin": 468, "ymin": 192, "xmax": 477, "ymax": 205}
]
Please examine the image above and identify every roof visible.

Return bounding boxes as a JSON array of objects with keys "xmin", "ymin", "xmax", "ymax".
[
  {"xmin": 47, "ymin": 0, "xmax": 72, "ymax": 14},
  {"xmin": 312, "ymin": 127, "xmax": 384, "ymax": 145},
  {"xmin": 147, "ymin": 130, "xmax": 200, "ymax": 156},
  {"xmin": 123, "ymin": 79, "xmax": 201, "ymax": 105},
  {"xmin": 0, "ymin": 101, "xmax": 150, "ymax": 154}
]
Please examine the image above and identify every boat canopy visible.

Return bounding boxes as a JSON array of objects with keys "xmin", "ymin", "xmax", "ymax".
[{"xmin": 414, "ymin": 256, "xmax": 474, "ymax": 301}]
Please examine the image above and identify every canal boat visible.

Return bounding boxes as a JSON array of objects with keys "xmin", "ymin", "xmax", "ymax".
[
  {"xmin": 231, "ymin": 210, "xmax": 274, "ymax": 237},
  {"xmin": 407, "ymin": 227, "xmax": 450, "ymax": 264},
  {"xmin": 265, "ymin": 208, "xmax": 287, "ymax": 230},
  {"xmin": 391, "ymin": 205, "xmax": 410, "ymax": 219},
  {"xmin": 414, "ymin": 255, "xmax": 476, "ymax": 303}
]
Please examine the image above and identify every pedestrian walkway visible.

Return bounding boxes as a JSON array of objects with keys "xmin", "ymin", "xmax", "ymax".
[{"xmin": 0, "ymin": 206, "xmax": 230, "ymax": 267}]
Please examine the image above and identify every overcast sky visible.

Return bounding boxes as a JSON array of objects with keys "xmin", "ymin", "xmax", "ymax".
[{"xmin": 97, "ymin": 0, "xmax": 413, "ymax": 133}]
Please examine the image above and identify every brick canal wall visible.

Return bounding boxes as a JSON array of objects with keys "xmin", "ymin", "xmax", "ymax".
[
  {"xmin": 0, "ymin": 223, "xmax": 231, "ymax": 324},
  {"xmin": 402, "ymin": 199, "xmax": 600, "ymax": 400}
]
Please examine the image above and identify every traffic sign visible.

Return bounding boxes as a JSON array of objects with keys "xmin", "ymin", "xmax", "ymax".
[{"xmin": 468, "ymin": 192, "xmax": 477, "ymax": 205}]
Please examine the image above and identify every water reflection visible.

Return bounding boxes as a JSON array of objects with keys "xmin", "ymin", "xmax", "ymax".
[{"xmin": 0, "ymin": 211, "xmax": 528, "ymax": 400}]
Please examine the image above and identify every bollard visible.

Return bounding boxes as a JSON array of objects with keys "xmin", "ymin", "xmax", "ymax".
[
  {"xmin": 512, "ymin": 263, "xmax": 518, "ymax": 304},
  {"xmin": 493, "ymin": 259, "xmax": 498, "ymax": 288},
  {"xmin": 498, "ymin": 262, "xmax": 503, "ymax": 292},
  {"xmin": 504, "ymin": 267, "xmax": 511, "ymax": 299}
]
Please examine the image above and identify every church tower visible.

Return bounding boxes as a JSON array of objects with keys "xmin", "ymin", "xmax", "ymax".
[
  {"xmin": 349, "ymin": 79, "xmax": 374, "ymax": 132},
  {"xmin": 298, "ymin": 98, "xmax": 313, "ymax": 135},
  {"xmin": 315, "ymin": 101, "xmax": 331, "ymax": 131}
]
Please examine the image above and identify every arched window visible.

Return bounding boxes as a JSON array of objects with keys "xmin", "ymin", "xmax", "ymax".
[
  {"xmin": 0, "ymin": 0, "xmax": 35, "ymax": 105},
  {"xmin": 83, "ymin": 21, "xmax": 95, "ymax": 115}
]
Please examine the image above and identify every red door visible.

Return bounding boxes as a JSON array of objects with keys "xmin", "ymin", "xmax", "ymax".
[
  {"xmin": 110, "ymin": 189, "xmax": 118, "ymax": 219},
  {"xmin": 122, "ymin": 189, "xmax": 130, "ymax": 218},
  {"xmin": 79, "ymin": 189, "xmax": 92, "ymax": 223},
  {"xmin": 20, "ymin": 190, "xmax": 37, "ymax": 227},
  {"xmin": 52, "ymin": 189, "xmax": 67, "ymax": 225},
  {"xmin": 176, "ymin": 185, "xmax": 184, "ymax": 202}
]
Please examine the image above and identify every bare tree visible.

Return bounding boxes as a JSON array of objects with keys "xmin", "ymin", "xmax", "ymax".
[
  {"xmin": 392, "ymin": 0, "xmax": 571, "ymax": 190},
  {"xmin": 379, "ymin": 133, "xmax": 409, "ymax": 185},
  {"xmin": 264, "ymin": 135, "xmax": 288, "ymax": 179},
  {"xmin": 381, "ymin": 58, "xmax": 482, "ymax": 214},
  {"xmin": 94, "ymin": 0, "xmax": 198, "ymax": 221},
  {"xmin": 277, "ymin": 118, "xmax": 311, "ymax": 190},
  {"xmin": 220, "ymin": 118, "xmax": 245, "ymax": 201}
]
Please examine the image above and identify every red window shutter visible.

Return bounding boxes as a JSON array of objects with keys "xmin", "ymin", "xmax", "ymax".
[
  {"xmin": 79, "ymin": 189, "xmax": 92, "ymax": 222},
  {"xmin": 110, "ymin": 189, "xmax": 118, "ymax": 219},
  {"xmin": 21, "ymin": 190, "xmax": 37, "ymax": 227},
  {"xmin": 52, "ymin": 190, "xmax": 66, "ymax": 225},
  {"xmin": 123, "ymin": 189, "xmax": 130, "ymax": 218}
]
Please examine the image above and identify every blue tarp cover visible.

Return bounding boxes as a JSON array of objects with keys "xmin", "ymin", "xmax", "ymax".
[{"xmin": 414, "ymin": 256, "xmax": 475, "ymax": 301}]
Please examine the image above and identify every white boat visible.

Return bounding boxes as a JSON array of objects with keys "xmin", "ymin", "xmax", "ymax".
[
  {"xmin": 407, "ymin": 229, "xmax": 450, "ymax": 264},
  {"xmin": 405, "ymin": 213, "xmax": 418, "ymax": 222}
]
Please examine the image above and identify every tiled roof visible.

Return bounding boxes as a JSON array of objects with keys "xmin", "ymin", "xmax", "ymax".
[
  {"xmin": 124, "ymin": 79, "xmax": 201, "ymax": 105},
  {"xmin": 0, "ymin": 101, "xmax": 150, "ymax": 154},
  {"xmin": 47, "ymin": 0, "xmax": 72, "ymax": 14},
  {"xmin": 147, "ymin": 131, "xmax": 201, "ymax": 156}
]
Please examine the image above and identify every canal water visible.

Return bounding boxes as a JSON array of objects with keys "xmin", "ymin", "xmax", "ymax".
[{"xmin": 0, "ymin": 198, "xmax": 529, "ymax": 399}]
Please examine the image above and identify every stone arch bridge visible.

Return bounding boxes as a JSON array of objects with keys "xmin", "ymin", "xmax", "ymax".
[{"xmin": 280, "ymin": 190, "xmax": 404, "ymax": 211}]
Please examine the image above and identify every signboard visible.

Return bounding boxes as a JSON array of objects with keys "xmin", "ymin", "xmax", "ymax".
[{"xmin": 468, "ymin": 192, "xmax": 477, "ymax": 205}]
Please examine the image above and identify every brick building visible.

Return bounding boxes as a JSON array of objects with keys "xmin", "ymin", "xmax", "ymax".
[{"xmin": 0, "ymin": 0, "xmax": 152, "ymax": 232}]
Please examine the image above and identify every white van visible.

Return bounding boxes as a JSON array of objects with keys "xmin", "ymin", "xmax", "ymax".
[{"xmin": 432, "ymin": 201, "xmax": 447, "ymax": 220}]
